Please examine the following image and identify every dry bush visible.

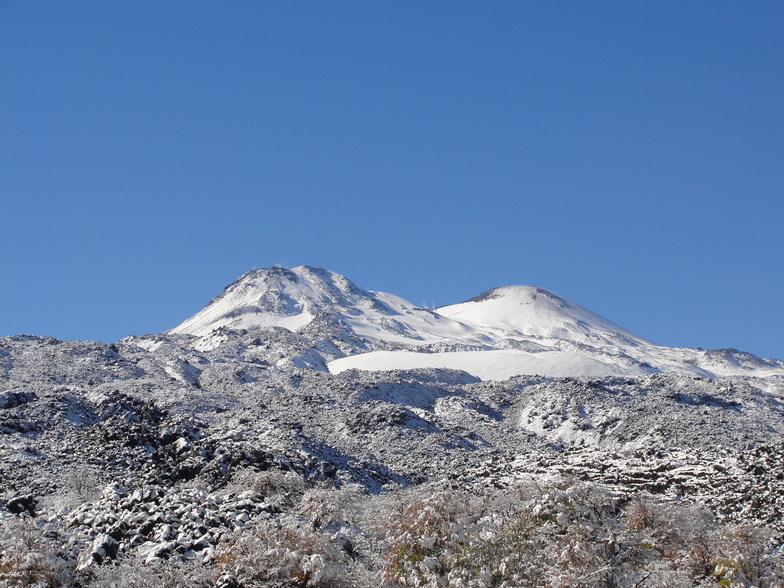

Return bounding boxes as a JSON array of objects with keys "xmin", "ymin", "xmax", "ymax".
[
  {"xmin": 0, "ymin": 517, "xmax": 73, "ymax": 587},
  {"xmin": 66, "ymin": 467, "xmax": 101, "ymax": 506},
  {"xmin": 298, "ymin": 483, "xmax": 363, "ymax": 531},
  {"xmin": 711, "ymin": 525, "xmax": 784, "ymax": 588},
  {"xmin": 82, "ymin": 558, "xmax": 216, "ymax": 588},
  {"xmin": 214, "ymin": 517, "xmax": 357, "ymax": 587}
]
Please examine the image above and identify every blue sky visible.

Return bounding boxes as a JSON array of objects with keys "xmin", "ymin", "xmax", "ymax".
[{"xmin": 1, "ymin": 1, "xmax": 782, "ymax": 359}]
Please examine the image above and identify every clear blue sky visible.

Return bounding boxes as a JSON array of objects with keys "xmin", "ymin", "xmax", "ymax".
[{"xmin": 1, "ymin": 1, "xmax": 782, "ymax": 359}]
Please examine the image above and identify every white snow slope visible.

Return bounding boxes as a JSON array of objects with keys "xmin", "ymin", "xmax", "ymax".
[
  {"xmin": 169, "ymin": 266, "xmax": 784, "ymax": 381},
  {"xmin": 328, "ymin": 349, "xmax": 644, "ymax": 380},
  {"xmin": 437, "ymin": 286, "xmax": 650, "ymax": 348}
]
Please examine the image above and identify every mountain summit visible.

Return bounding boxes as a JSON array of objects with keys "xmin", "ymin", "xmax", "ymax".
[
  {"xmin": 170, "ymin": 266, "xmax": 378, "ymax": 337},
  {"xmin": 438, "ymin": 285, "xmax": 651, "ymax": 348},
  {"xmin": 166, "ymin": 265, "xmax": 784, "ymax": 381},
  {"xmin": 169, "ymin": 265, "xmax": 475, "ymax": 344}
]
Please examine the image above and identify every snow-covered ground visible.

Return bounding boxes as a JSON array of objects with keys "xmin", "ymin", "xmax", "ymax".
[{"xmin": 328, "ymin": 349, "xmax": 646, "ymax": 380}]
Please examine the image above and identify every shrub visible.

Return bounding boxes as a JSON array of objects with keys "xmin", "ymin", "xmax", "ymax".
[
  {"xmin": 712, "ymin": 525, "xmax": 784, "ymax": 588},
  {"xmin": 384, "ymin": 487, "xmax": 554, "ymax": 587},
  {"xmin": 0, "ymin": 517, "xmax": 73, "ymax": 587},
  {"xmin": 83, "ymin": 559, "xmax": 215, "ymax": 588},
  {"xmin": 214, "ymin": 518, "xmax": 351, "ymax": 587},
  {"xmin": 298, "ymin": 483, "xmax": 363, "ymax": 531}
]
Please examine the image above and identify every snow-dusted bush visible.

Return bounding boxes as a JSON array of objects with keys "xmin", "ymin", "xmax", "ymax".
[
  {"xmin": 242, "ymin": 469, "xmax": 305, "ymax": 509},
  {"xmin": 381, "ymin": 480, "xmax": 784, "ymax": 588},
  {"xmin": 298, "ymin": 483, "xmax": 363, "ymax": 531},
  {"xmin": 711, "ymin": 525, "xmax": 784, "ymax": 588},
  {"xmin": 213, "ymin": 517, "xmax": 353, "ymax": 587},
  {"xmin": 385, "ymin": 489, "xmax": 476, "ymax": 586},
  {"xmin": 0, "ymin": 517, "xmax": 73, "ymax": 587},
  {"xmin": 383, "ymin": 484, "xmax": 569, "ymax": 587},
  {"xmin": 83, "ymin": 559, "xmax": 215, "ymax": 588}
]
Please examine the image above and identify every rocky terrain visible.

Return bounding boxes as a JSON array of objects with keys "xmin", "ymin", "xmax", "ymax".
[{"xmin": 2, "ymin": 266, "xmax": 783, "ymax": 587}]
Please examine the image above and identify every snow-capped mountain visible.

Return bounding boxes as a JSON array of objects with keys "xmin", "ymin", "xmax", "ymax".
[
  {"xmin": 3, "ymin": 265, "xmax": 784, "ymax": 585},
  {"xmin": 437, "ymin": 285, "xmax": 650, "ymax": 347},
  {"xmin": 169, "ymin": 265, "xmax": 476, "ymax": 344},
  {"xmin": 167, "ymin": 265, "xmax": 784, "ymax": 381}
]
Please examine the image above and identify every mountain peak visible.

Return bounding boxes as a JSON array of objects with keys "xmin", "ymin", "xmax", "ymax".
[
  {"xmin": 169, "ymin": 265, "xmax": 369, "ymax": 337},
  {"xmin": 465, "ymin": 285, "xmax": 565, "ymax": 305},
  {"xmin": 438, "ymin": 284, "xmax": 649, "ymax": 347}
]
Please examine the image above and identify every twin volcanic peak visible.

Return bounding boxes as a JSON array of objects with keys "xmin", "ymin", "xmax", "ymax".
[
  {"xmin": 166, "ymin": 265, "xmax": 784, "ymax": 381},
  {"xmin": 169, "ymin": 265, "xmax": 637, "ymax": 345}
]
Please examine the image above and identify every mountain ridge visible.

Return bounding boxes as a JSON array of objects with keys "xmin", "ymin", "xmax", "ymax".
[{"xmin": 163, "ymin": 265, "xmax": 784, "ymax": 381}]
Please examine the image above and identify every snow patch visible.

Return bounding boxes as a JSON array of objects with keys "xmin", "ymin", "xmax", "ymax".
[{"xmin": 328, "ymin": 350, "xmax": 647, "ymax": 381}]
